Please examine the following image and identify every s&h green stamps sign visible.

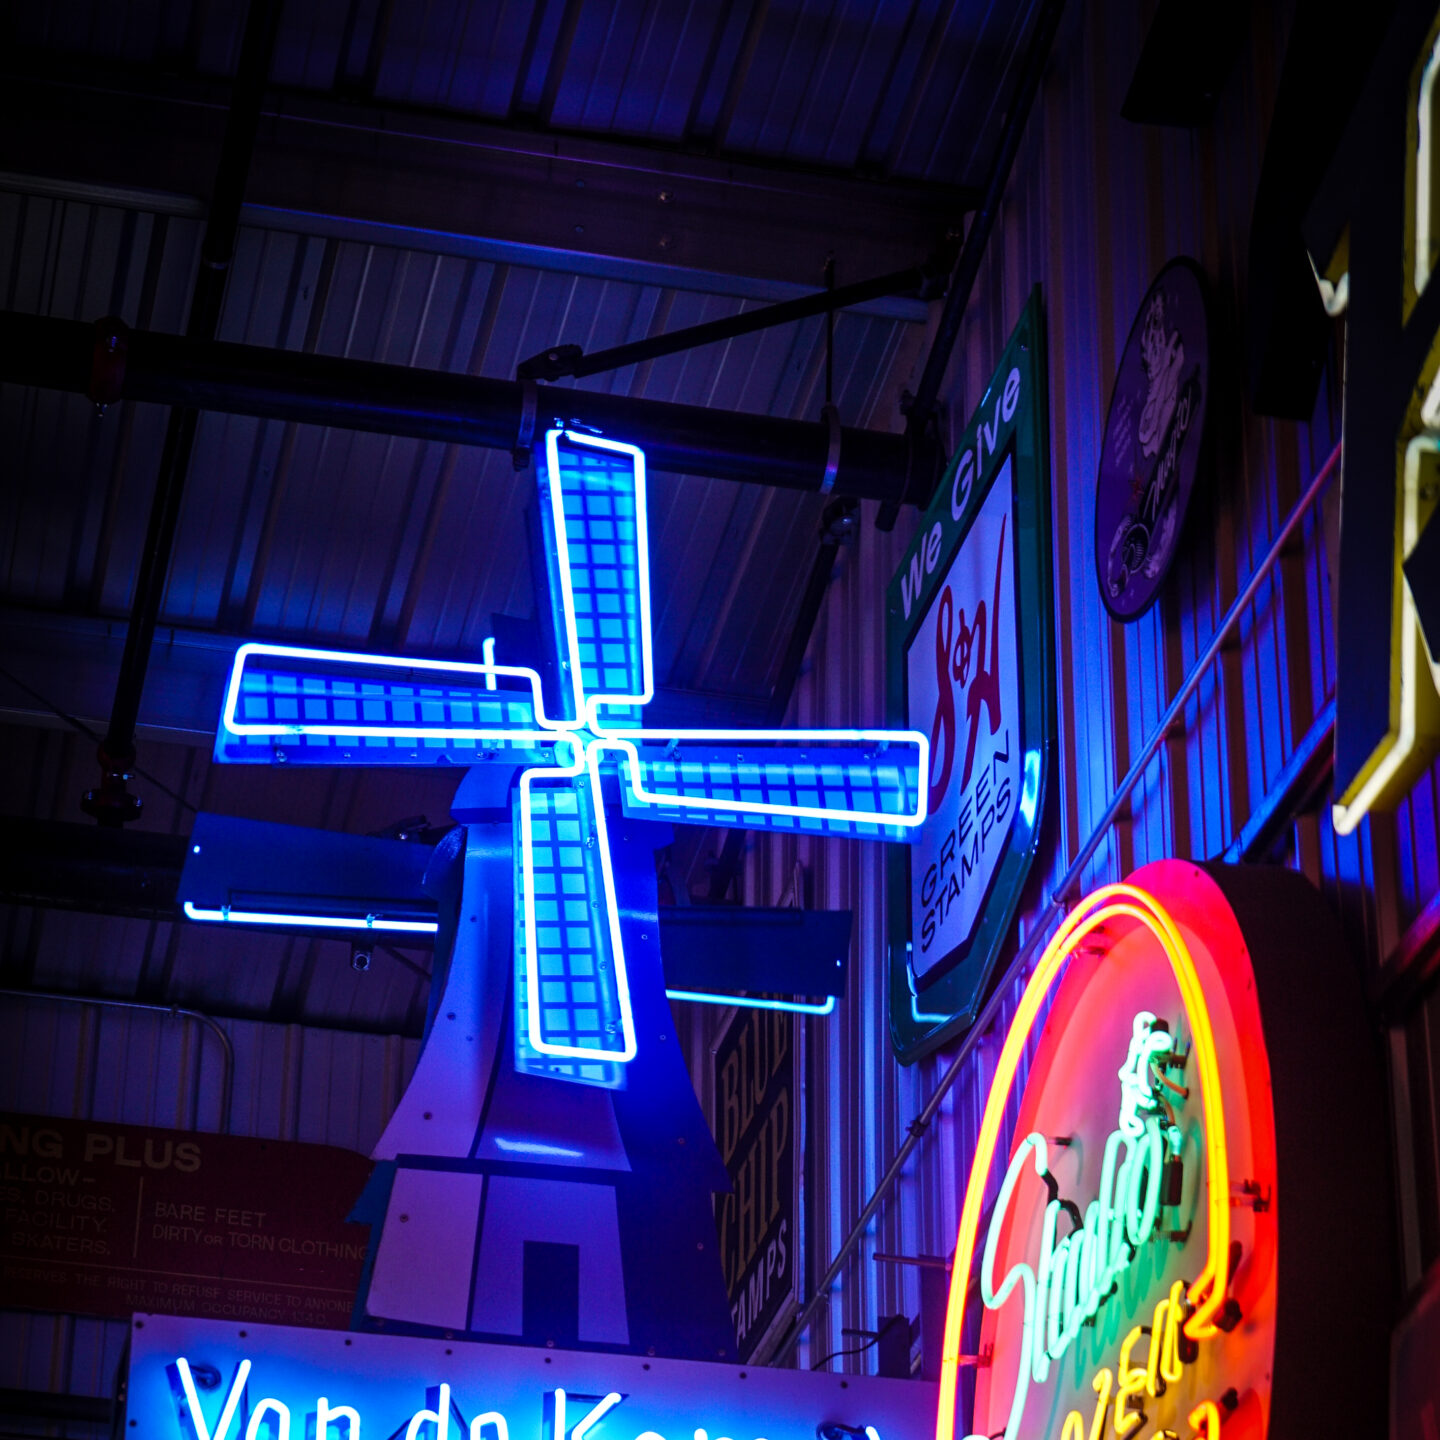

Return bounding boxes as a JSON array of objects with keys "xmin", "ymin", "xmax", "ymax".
[{"xmin": 886, "ymin": 290, "xmax": 1053, "ymax": 1061}]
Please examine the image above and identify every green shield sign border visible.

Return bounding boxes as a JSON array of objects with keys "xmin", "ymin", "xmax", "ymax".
[{"xmin": 885, "ymin": 289, "xmax": 1053, "ymax": 1062}]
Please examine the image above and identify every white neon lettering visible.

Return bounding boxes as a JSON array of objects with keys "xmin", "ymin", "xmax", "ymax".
[
  {"xmin": 975, "ymin": 1013, "xmax": 1187, "ymax": 1439},
  {"xmin": 163, "ymin": 1370, "xmax": 795, "ymax": 1440},
  {"xmin": 316, "ymin": 1399, "xmax": 360, "ymax": 1440},
  {"xmin": 245, "ymin": 1400, "xmax": 290, "ymax": 1440},
  {"xmin": 979, "ymin": 1135, "xmax": 1048, "ymax": 1439},
  {"xmin": 469, "ymin": 1414, "xmax": 507, "ymax": 1440},
  {"xmin": 176, "ymin": 1358, "xmax": 252, "ymax": 1440},
  {"xmin": 405, "ymin": 1384, "xmax": 450, "ymax": 1440},
  {"xmin": 567, "ymin": 1392, "xmax": 622, "ymax": 1440}
]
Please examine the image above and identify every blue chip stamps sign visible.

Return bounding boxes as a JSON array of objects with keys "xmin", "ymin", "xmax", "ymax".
[
  {"xmin": 886, "ymin": 290, "xmax": 1053, "ymax": 1061},
  {"xmin": 713, "ymin": 1006, "xmax": 798, "ymax": 1361},
  {"xmin": 1094, "ymin": 257, "xmax": 1212, "ymax": 622}
]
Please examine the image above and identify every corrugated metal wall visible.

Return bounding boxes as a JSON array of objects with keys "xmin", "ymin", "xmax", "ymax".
[{"xmin": 761, "ymin": 0, "xmax": 1440, "ymax": 1374}]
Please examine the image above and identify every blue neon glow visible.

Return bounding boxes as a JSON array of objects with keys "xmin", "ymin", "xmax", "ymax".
[
  {"xmin": 663, "ymin": 990, "xmax": 838, "ymax": 1015},
  {"xmin": 904, "ymin": 943, "xmax": 951, "ymax": 1024},
  {"xmin": 182, "ymin": 902, "xmax": 440, "ymax": 935},
  {"xmin": 491, "ymin": 1137, "xmax": 585, "ymax": 1159},
  {"xmin": 206, "ymin": 429, "xmax": 928, "ymax": 1069},
  {"xmin": 1018, "ymin": 747, "xmax": 1042, "ymax": 827}
]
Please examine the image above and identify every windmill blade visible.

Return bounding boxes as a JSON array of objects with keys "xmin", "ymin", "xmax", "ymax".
[
  {"xmin": 539, "ymin": 429, "xmax": 653, "ymax": 727},
  {"xmin": 601, "ymin": 731, "xmax": 928, "ymax": 839},
  {"xmin": 513, "ymin": 764, "xmax": 637, "ymax": 1088},
  {"xmin": 215, "ymin": 641, "xmax": 561, "ymax": 766}
]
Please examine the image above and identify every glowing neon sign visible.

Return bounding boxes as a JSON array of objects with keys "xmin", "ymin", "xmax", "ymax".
[
  {"xmin": 975, "ymin": 1012, "xmax": 1186, "ymax": 1439},
  {"xmin": 204, "ymin": 429, "xmax": 927, "ymax": 1062},
  {"xmin": 127, "ymin": 1316, "xmax": 936, "ymax": 1440},
  {"xmin": 935, "ymin": 866, "xmax": 1287, "ymax": 1440}
]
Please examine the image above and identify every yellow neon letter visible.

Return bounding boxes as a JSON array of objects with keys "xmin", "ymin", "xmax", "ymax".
[
  {"xmin": 1114, "ymin": 1327, "xmax": 1147, "ymax": 1437},
  {"xmin": 1187, "ymin": 1401, "xmax": 1220, "ymax": 1440},
  {"xmin": 1087, "ymin": 1369, "xmax": 1113, "ymax": 1440}
]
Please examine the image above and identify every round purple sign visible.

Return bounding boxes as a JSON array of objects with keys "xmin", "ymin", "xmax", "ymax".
[{"xmin": 1094, "ymin": 257, "xmax": 1211, "ymax": 621}]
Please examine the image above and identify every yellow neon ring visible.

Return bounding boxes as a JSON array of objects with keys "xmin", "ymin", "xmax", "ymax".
[{"xmin": 935, "ymin": 883, "xmax": 1232, "ymax": 1440}]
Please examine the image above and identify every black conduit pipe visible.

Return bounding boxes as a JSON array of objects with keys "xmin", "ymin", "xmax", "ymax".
[
  {"xmin": 0, "ymin": 312, "xmax": 934, "ymax": 501},
  {"xmin": 82, "ymin": 0, "xmax": 284, "ymax": 826}
]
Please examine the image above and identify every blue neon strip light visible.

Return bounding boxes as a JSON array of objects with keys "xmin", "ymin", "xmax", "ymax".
[
  {"xmin": 208, "ymin": 429, "xmax": 929, "ymax": 1066},
  {"xmin": 180, "ymin": 904, "xmax": 835, "ymax": 1015},
  {"xmin": 662, "ymin": 990, "xmax": 838, "ymax": 1015},
  {"xmin": 181, "ymin": 901, "xmax": 441, "ymax": 934}
]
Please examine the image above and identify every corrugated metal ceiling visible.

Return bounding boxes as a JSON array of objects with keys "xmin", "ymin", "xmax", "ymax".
[
  {"xmin": 0, "ymin": 0, "xmax": 1042, "ymax": 1036},
  {"xmin": 10, "ymin": 0, "xmax": 1040, "ymax": 187},
  {"xmin": 1, "ymin": 187, "xmax": 914, "ymax": 696}
]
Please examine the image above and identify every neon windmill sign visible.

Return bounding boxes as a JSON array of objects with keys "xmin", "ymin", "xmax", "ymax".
[{"xmin": 197, "ymin": 428, "xmax": 928, "ymax": 1067}]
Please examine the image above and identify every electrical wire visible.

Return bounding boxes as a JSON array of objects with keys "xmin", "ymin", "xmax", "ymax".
[
  {"xmin": 809, "ymin": 1332, "xmax": 880, "ymax": 1370},
  {"xmin": 0, "ymin": 660, "xmax": 199, "ymax": 814}
]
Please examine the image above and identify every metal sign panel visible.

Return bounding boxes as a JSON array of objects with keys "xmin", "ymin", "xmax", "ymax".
[
  {"xmin": 0, "ymin": 1114, "xmax": 370, "ymax": 1327},
  {"xmin": 712, "ymin": 1007, "xmax": 798, "ymax": 1360},
  {"xmin": 1094, "ymin": 257, "xmax": 1212, "ymax": 622},
  {"xmin": 123, "ymin": 1314, "xmax": 938, "ymax": 1440},
  {"xmin": 886, "ymin": 290, "xmax": 1053, "ymax": 1061}
]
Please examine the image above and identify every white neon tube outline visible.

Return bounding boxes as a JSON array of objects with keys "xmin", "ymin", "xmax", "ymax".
[
  {"xmin": 181, "ymin": 901, "xmax": 440, "ymax": 933},
  {"xmin": 219, "ymin": 640, "xmax": 579, "ymax": 739},
  {"xmin": 518, "ymin": 737, "xmax": 639, "ymax": 1065},
  {"xmin": 176, "ymin": 1357, "xmax": 251, "ymax": 1440},
  {"xmin": 600, "ymin": 729, "xmax": 929, "ymax": 827},
  {"xmin": 209, "ymin": 432, "xmax": 928, "ymax": 1065},
  {"xmin": 543, "ymin": 428, "xmax": 656, "ymax": 729}
]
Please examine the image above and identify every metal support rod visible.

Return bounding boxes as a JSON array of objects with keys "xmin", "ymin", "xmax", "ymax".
[
  {"xmin": 881, "ymin": 0, "xmax": 1067, "ymax": 533},
  {"xmin": 766, "ymin": 441, "xmax": 1341, "ymax": 1363},
  {"xmin": 0, "ymin": 987, "xmax": 235, "ymax": 1134},
  {"xmin": 708, "ymin": 498, "xmax": 859, "ymax": 901},
  {"xmin": 83, "ymin": 0, "xmax": 283, "ymax": 826},
  {"xmin": 824, "ymin": 256, "xmax": 836, "ymax": 406},
  {"xmin": 907, "ymin": 0, "xmax": 1065, "ymax": 435},
  {"xmin": 0, "ymin": 311, "xmax": 932, "ymax": 501},
  {"xmin": 517, "ymin": 254, "xmax": 947, "ymax": 382}
]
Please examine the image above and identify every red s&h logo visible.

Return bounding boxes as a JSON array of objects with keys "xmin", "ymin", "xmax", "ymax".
[{"xmin": 928, "ymin": 517, "xmax": 1007, "ymax": 814}]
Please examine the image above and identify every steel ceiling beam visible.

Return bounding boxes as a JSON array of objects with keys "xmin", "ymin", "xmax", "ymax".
[
  {"xmin": 0, "ymin": 311, "xmax": 933, "ymax": 502},
  {"xmin": 0, "ymin": 608, "xmax": 772, "ymax": 749},
  {"xmin": 0, "ymin": 57, "xmax": 973, "ymax": 298},
  {"xmin": 78, "ymin": 0, "xmax": 283, "ymax": 829}
]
